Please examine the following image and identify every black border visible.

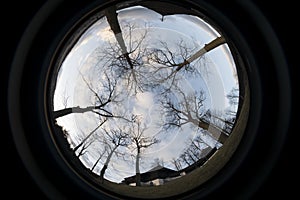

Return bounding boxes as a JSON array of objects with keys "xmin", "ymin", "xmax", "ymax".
[{"xmin": 4, "ymin": 0, "xmax": 294, "ymax": 199}]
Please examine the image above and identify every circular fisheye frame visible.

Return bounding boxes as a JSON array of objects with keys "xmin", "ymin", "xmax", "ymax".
[
  {"xmin": 48, "ymin": 2, "xmax": 247, "ymax": 198},
  {"xmin": 8, "ymin": 0, "xmax": 291, "ymax": 199}
]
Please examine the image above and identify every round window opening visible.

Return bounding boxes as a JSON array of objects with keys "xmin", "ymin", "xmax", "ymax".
[{"xmin": 47, "ymin": 1, "xmax": 249, "ymax": 199}]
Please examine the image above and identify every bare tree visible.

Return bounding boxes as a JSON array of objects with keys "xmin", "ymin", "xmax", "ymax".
[
  {"xmin": 171, "ymin": 158, "xmax": 182, "ymax": 171},
  {"xmin": 99, "ymin": 127, "xmax": 130, "ymax": 180},
  {"xmin": 184, "ymin": 136, "xmax": 210, "ymax": 163},
  {"xmin": 150, "ymin": 158, "xmax": 165, "ymax": 168},
  {"xmin": 91, "ymin": 147, "xmax": 107, "ymax": 172},
  {"xmin": 172, "ymin": 135, "xmax": 211, "ymax": 170},
  {"xmin": 73, "ymin": 119, "xmax": 107, "ymax": 153},
  {"xmin": 204, "ymin": 109, "xmax": 235, "ymax": 135},
  {"xmin": 147, "ymin": 39, "xmax": 198, "ymax": 79},
  {"xmin": 225, "ymin": 87, "xmax": 239, "ymax": 121},
  {"xmin": 161, "ymin": 86, "xmax": 229, "ymax": 144},
  {"xmin": 227, "ymin": 87, "xmax": 239, "ymax": 106},
  {"xmin": 77, "ymin": 138, "xmax": 93, "ymax": 158},
  {"xmin": 104, "ymin": 6, "xmax": 150, "ymax": 93},
  {"xmin": 147, "ymin": 36, "xmax": 226, "ymax": 88},
  {"xmin": 129, "ymin": 115, "xmax": 160, "ymax": 186},
  {"xmin": 179, "ymin": 152, "xmax": 193, "ymax": 166},
  {"xmin": 96, "ymin": 13, "xmax": 225, "ymax": 95},
  {"xmin": 176, "ymin": 36, "xmax": 225, "ymax": 69},
  {"xmin": 53, "ymin": 72, "xmax": 118, "ymax": 119},
  {"xmin": 105, "ymin": 6, "xmax": 132, "ymax": 66},
  {"xmin": 61, "ymin": 87, "xmax": 70, "ymax": 108}
]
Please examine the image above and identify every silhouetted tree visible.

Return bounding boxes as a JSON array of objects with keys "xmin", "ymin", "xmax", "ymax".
[
  {"xmin": 171, "ymin": 158, "xmax": 183, "ymax": 171},
  {"xmin": 129, "ymin": 115, "xmax": 160, "ymax": 186},
  {"xmin": 225, "ymin": 87, "xmax": 239, "ymax": 121},
  {"xmin": 150, "ymin": 158, "xmax": 165, "ymax": 168},
  {"xmin": 99, "ymin": 127, "xmax": 130, "ymax": 180},
  {"xmin": 204, "ymin": 109, "xmax": 235, "ymax": 135},
  {"xmin": 77, "ymin": 141, "xmax": 91, "ymax": 157},
  {"xmin": 91, "ymin": 147, "xmax": 107, "ymax": 172},
  {"xmin": 100, "ymin": 33, "xmax": 149, "ymax": 93},
  {"xmin": 147, "ymin": 36, "xmax": 226, "ymax": 90},
  {"xmin": 53, "ymin": 72, "xmax": 118, "ymax": 119},
  {"xmin": 103, "ymin": 6, "xmax": 150, "ymax": 94},
  {"xmin": 73, "ymin": 119, "xmax": 107, "ymax": 153},
  {"xmin": 227, "ymin": 87, "xmax": 239, "ymax": 106},
  {"xmin": 172, "ymin": 135, "xmax": 212, "ymax": 170},
  {"xmin": 161, "ymin": 86, "xmax": 229, "ymax": 144}
]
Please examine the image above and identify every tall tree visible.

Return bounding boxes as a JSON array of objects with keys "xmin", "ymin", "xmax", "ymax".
[
  {"xmin": 91, "ymin": 147, "xmax": 107, "ymax": 172},
  {"xmin": 104, "ymin": 7, "xmax": 149, "ymax": 93},
  {"xmin": 227, "ymin": 87, "xmax": 239, "ymax": 106},
  {"xmin": 129, "ymin": 115, "xmax": 159, "ymax": 186},
  {"xmin": 161, "ymin": 87, "xmax": 229, "ymax": 144},
  {"xmin": 53, "ymin": 72, "xmax": 119, "ymax": 119},
  {"xmin": 99, "ymin": 127, "xmax": 130, "ymax": 180},
  {"xmin": 105, "ymin": 6, "xmax": 132, "ymax": 67},
  {"xmin": 147, "ymin": 36, "xmax": 226, "ymax": 86},
  {"xmin": 73, "ymin": 119, "xmax": 107, "ymax": 153},
  {"xmin": 76, "ymin": 134, "xmax": 94, "ymax": 158},
  {"xmin": 171, "ymin": 158, "xmax": 183, "ymax": 171},
  {"xmin": 172, "ymin": 134, "xmax": 212, "ymax": 171}
]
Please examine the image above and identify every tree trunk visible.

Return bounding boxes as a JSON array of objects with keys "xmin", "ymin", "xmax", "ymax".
[
  {"xmin": 77, "ymin": 144, "xmax": 86, "ymax": 157},
  {"xmin": 53, "ymin": 106, "xmax": 95, "ymax": 119},
  {"xmin": 105, "ymin": 6, "xmax": 127, "ymax": 54},
  {"xmin": 105, "ymin": 6, "xmax": 134, "ymax": 68},
  {"xmin": 91, "ymin": 150, "xmax": 106, "ymax": 171},
  {"xmin": 100, "ymin": 165, "xmax": 108, "ymax": 180},
  {"xmin": 100, "ymin": 145, "xmax": 118, "ymax": 179},
  {"xmin": 176, "ymin": 36, "xmax": 226, "ymax": 71},
  {"xmin": 135, "ymin": 149, "xmax": 141, "ymax": 186},
  {"xmin": 190, "ymin": 118, "xmax": 229, "ymax": 144},
  {"xmin": 136, "ymin": 173, "xmax": 141, "ymax": 186},
  {"xmin": 73, "ymin": 121, "xmax": 106, "ymax": 152}
]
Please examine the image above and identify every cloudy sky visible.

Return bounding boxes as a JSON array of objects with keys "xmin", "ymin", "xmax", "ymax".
[{"xmin": 53, "ymin": 6, "xmax": 239, "ymax": 183}]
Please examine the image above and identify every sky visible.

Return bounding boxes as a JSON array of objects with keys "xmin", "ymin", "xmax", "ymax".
[{"xmin": 53, "ymin": 6, "xmax": 239, "ymax": 183}]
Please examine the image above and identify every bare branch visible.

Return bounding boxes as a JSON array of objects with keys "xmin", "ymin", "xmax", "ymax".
[
  {"xmin": 73, "ymin": 119, "xmax": 107, "ymax": 152},
  {"xmin": 160, "ymin": 87, "xmax": 229, "ymax": 144}
]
